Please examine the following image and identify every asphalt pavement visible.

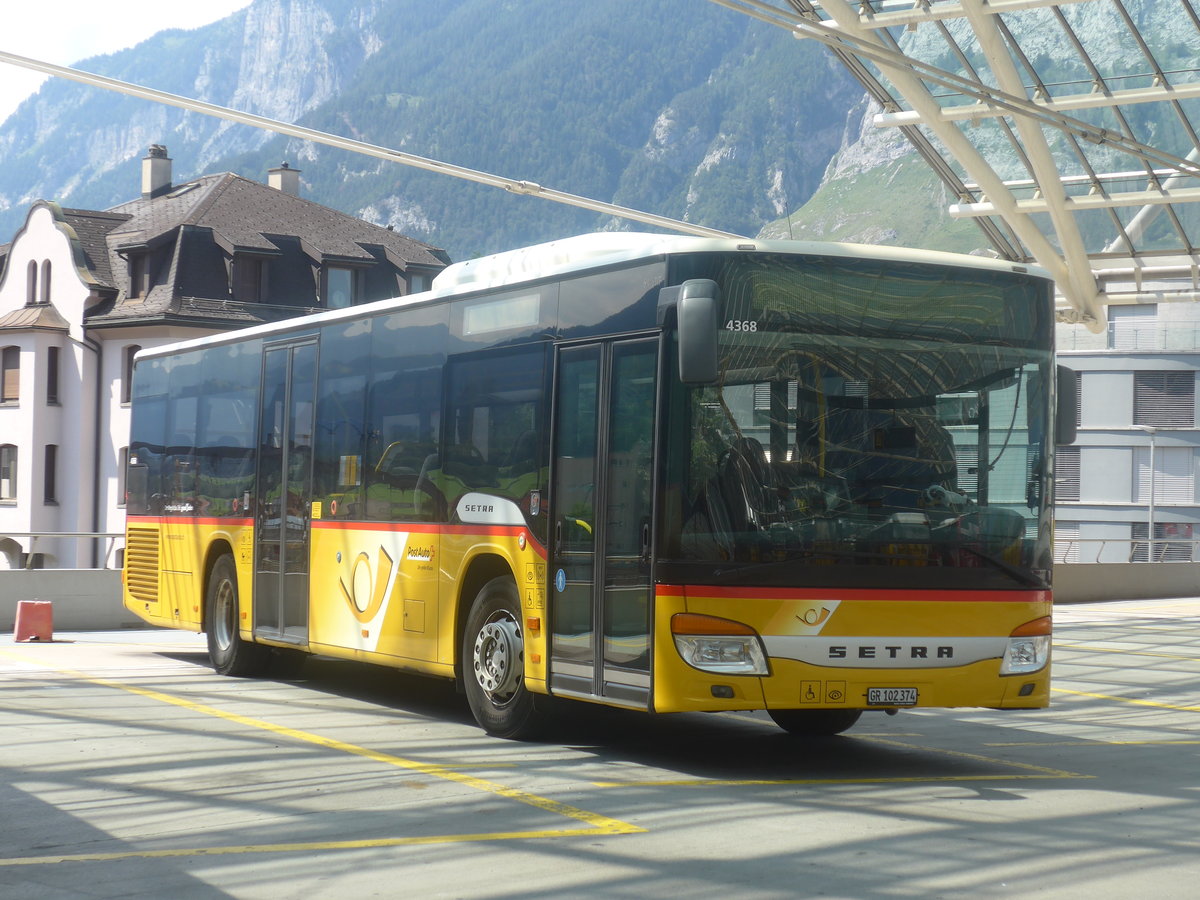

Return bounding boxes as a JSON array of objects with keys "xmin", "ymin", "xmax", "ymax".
[{"xmin": 1, "ymin": 598, "xmax": 1197, "ymax": 899}]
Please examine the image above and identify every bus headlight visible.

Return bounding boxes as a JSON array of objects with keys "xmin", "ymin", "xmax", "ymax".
[
  {"xmin": 671, "ymin": 613, "xmax": 769, "ymax": 676},
  {"xmin": 1000, "ymin": 616, "xmax": 1051, "ymax": 675}
]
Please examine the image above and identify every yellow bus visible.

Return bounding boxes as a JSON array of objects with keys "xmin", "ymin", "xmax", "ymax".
[{"xmin": 123, "ymin": 233, "xmax": 1073, "ymax": 738}]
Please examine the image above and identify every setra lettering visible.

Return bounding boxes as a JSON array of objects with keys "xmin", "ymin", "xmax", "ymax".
[{"xmin": 827, "ymin": 644, "xmax": 955, "ymax": 660}]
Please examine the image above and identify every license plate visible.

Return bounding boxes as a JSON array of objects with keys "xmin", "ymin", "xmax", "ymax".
[{"xmin": 867, "ymin": 687, "xmax": 918, "ymax": 706}]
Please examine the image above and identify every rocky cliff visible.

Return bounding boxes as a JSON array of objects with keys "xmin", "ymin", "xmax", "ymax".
[{"xmin": 0, "ymin": 0, "xmax": 862, "ymax": 261}]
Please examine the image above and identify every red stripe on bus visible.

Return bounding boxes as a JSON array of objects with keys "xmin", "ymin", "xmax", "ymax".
[{"xmin": 125, "ymin": 515, "xmax": 254, "ymax": 527}]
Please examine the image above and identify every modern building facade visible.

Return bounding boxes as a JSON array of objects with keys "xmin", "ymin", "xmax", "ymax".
[
  {"xmin": 1057, "ymin": 296, "xmax": 1200, "ymax": 565},
  {"xmin": 0, "ymin": 146, "xmax": 449, "ymax": 568}
]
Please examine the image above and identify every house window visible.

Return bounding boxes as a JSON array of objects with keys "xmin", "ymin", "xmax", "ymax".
[
  {"xmin": 26, "ymin": 260, "xmax": 37, "ymax": 305},
  {"xmin": 409, "ymin": 272, "xmax": 430, "ymax": 294},
  {"xmin": 1134, "ymin": 372, "xmax": 1194, "ymax": 427},
  {"xmin": 0, "ymin": 444, "xmax": 16, "ymax": 501},
  {"xmin": 40, "ymin": 260, "xmax": 51, "ymax": 304},
  {"xmin": 121, "ymin": 345, "xmax": 140, "ymax": 405},
  {"xmin": 129, "ymin": 254, "xmax": 150, "ymax": 299},
  {"xmin": 1055, "ymin": 446, "xmax": 1080, "ymax": 502},
  {"xmin": 118, "ymin": 446, "xmax": 129, "ymax": 508},
  {"xmin": 46, "ymin": 346, "xmax": 59, "ymax": 405},
  {"xmin": 232, "ymin": 256, "xmax": 264, "ymax": 302},
  {"xmin": 326, "ymin": 267, "xmax": 356, "ymax": 308},
  {"xmin": 1134, "ymin": 446, "xmax": 1195, "ymax": 503},
  {"xmin": 1, "ymin": 346, "xmax": 18, "ymax": 404},
  {"xmin": 43, "ymin": 444, "xmax": 57, "ymax": 504}
]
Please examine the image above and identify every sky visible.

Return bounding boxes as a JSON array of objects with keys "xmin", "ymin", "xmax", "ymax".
[{"xmin": 0, "ymin": 1, "xmax": 252, "ymax": 122}]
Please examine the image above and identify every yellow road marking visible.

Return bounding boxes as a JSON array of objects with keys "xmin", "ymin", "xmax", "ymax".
[
  {"xmin": 0, "ymin": 651, "xmax": 642, "ymax": 866},
  {"xmin": 106, "ymin": 677, "xmax": 634, "ymax": 828},
  {"xmin": 1053, "ymin": 686, "xmax": 1200, "ymax": 713}
]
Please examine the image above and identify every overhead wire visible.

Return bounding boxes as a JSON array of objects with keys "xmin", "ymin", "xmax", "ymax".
[{"xmin": 0, "ymin": 50, "xmax": 744, "ymax": 241}]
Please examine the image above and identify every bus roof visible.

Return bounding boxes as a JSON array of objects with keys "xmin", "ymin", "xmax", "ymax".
[
  {"xmin": 135, "ymin": 233, "xmax": 1051, "ymax": 362},
  {"xmin": 432, "ymin": 232, "xmax": 1050, "ymax": 293}
]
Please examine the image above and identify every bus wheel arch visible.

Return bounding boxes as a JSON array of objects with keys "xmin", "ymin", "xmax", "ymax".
[
  {"xmin": 205, "ymin": 550, "xmax": 268, "ymax": 677},
  {"xmin": 458, "ymin": 561, "xmax": 544, "ymax": 739},
  {"xmin": 454, "ymin": 554, "xmax": 514, "ymax": 684},
  {"xmin": 200, "ymin": 540, "xmax": 236, "ymax": 634}
]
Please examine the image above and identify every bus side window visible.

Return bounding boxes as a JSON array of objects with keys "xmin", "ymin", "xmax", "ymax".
[
  {"xmin": 444, "ymin": 346, "xmax": 546, "ymax": 507},
  {"xmin": 365, "ymin": 307, "xmax": 448, "ymax": 523}
]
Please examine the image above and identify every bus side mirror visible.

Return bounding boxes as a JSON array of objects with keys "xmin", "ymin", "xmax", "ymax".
[
  {"xmin": 1056, "ymin": 365, "xmax": 1078, "ymax": 446},
  {"xmin": 675, "ymin": 279, "xmax": 719, "ymax": 385}
]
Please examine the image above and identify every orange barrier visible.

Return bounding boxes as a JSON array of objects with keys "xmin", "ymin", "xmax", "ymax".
[{"xmin": 14, "ymin": 600, "xmax": 53, "ymax": 642}]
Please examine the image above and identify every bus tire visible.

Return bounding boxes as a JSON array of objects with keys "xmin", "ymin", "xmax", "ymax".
[
  {"xmin": 206, "ymin": 554, "xmax": 268, "ymax": 677},
  {"xmin": 768, "ymin": 708, "xmax": 862, "ymax": 737},
  {"xmin": 462, "ymin": 575, "xmax": 544, "ymax": 740}
]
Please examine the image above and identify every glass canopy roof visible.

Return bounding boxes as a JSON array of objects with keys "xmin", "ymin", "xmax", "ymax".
[{"xmin": 712, "ymin": 0, "xmax": 1200, "ymax": 331}]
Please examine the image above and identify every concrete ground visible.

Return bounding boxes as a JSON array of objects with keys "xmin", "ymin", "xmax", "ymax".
[{"xmin": 1, "ymin": 598, "xmax": 1198, "ymax": 899}]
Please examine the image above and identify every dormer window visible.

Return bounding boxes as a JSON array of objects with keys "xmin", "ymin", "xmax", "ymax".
[
  {"xmin": 325, "ymin": 267, "xmax": 358, "ymax": 309},
  {"xmin": 232, "ymin": 255, "xmax": 265, "ymax": 302},
  {"xmin": 129, "ymin": 254, "xmax": 151, "ymax": 299}
]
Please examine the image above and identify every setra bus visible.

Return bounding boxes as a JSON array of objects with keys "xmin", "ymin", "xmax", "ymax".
[{"xmin": 122, "ymin": 233, "xmax": 1074, "ymax": 738}]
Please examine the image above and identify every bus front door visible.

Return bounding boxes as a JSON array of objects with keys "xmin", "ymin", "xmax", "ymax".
[
  {"xmin": 550, "ymin": 337, "xmax": 658, "ymax": 708},
  {"xmin": 254, "ymin": 340, "xmax": 317, "ymax": 645}
]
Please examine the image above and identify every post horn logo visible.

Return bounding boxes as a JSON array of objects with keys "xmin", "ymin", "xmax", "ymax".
[{"xmin": 338, "ymin": 546, "xmax": 394, "ymax": 624}]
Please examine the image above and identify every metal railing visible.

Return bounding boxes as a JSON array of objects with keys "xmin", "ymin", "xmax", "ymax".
[
  {"xmin": 0, "ymin": 532, "xmax": 124, "ymax": 569},
  {"xmin": 1054, "ymin": 537, "xmax": 1200, "ymax": 564},
  {"xmin": 1057, "ymin": 322, "xmax": 1200, "ymax": 352}
]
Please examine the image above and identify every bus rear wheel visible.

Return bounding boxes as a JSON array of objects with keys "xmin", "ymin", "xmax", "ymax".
[
  {"xmin": 206, "ymin": 554, "xmax": 268, "ymax": 677},
  {"xmin": 462, "ymin": 575, "xmax": 544, "ymax": 740},
  {"xmin": 769, "ymin": 708, "xmax": 862, "ymax": 737}
]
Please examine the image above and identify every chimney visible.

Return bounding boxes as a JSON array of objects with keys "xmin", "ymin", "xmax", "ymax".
[
  {"xmin": 141, "ymin": 144, "xmax": 172, "ymax": 199},
  {"xmin": 268, "ymin": 161, "xmax": 301, "ymax": 196}
]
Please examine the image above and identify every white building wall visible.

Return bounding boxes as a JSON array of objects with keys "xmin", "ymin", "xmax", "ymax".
[
  {"xmin": 0, "ymin": 203, "xmax": 99, "ymax": 567},
  {"xmin": 1080, "ymin": 371, "xmax": 1132, "ymax": 427}
]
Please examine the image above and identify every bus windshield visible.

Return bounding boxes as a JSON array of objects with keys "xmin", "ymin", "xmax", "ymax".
[{"xmin": 659, "ymin": 253, "xmax": 1055, "ymax": 591}]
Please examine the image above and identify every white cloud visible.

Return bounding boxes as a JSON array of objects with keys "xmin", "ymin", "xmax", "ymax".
[{"xmin": 0, "ymin": 1, "xmax": 252, "ymax": 122}]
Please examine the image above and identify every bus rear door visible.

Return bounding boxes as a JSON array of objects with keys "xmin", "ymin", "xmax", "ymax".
[{"xmin": 254, "ymin": 339, "xmax": 317, "ymax": 645}]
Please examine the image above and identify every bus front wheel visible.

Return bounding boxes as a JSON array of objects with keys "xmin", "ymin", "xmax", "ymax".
[
  {"xmin": 769, "ymin": 708, "xmax": 862, "ymax": 737},
  {"xmin": 462, "ymin": 575, "xmax": 544, "ymax": 739},
  {"xmin": 206, "ymin": 554, "xmax": 268, "ymax": 677}
]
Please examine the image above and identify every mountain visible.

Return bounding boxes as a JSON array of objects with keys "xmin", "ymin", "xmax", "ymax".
[
  {"xmin": 0, "ymin": 0, "xmax": 863, "ymax": 262},
  {"xmin": 760, "ymin": 96, "xmax": 985, "ymax": 253}
]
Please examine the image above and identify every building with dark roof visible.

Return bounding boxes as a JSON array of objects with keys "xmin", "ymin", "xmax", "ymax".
[{"xmin": 0, "ymin": 145, "xmax": 449, "ymax": 568}]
